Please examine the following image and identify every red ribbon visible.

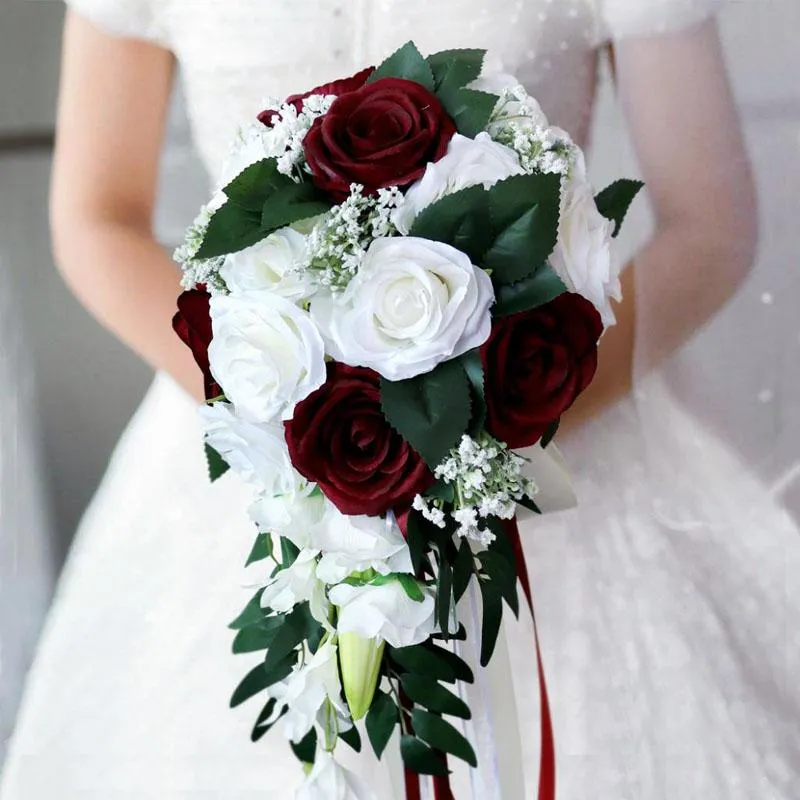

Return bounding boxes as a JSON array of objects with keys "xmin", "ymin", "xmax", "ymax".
[{"xmin": 404, "ymin": 518, "xmax": 556, "ymax": 799}]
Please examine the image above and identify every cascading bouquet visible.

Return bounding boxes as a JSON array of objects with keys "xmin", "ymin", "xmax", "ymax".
[{"xmin": 173, "ymin": 42, "xmax": 640, "ymax": 799}]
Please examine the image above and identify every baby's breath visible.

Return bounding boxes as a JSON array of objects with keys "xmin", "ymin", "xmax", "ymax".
[
  {"xmin": 174, "ymin": 204, "xmax": 227, "ymax": 292},
  {"xmin": 303, "ymin": 184, "xmax": 403, "ymax": 292}
]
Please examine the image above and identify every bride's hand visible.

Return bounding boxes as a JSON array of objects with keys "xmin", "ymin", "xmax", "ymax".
[{"xmin": 51, "ymin": 12, "xmax": 204, "ymax": 401}]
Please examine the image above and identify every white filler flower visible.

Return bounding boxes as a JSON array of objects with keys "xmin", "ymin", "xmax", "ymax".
[
  {"xmin": 296, "ymin": 749, "xmax": 374, "ymax": 800},
  {"xmin": 209, "ymin": 290, "xmax": 326, "ymax": 423},
  {"xmin": 312, "ymin": 236, "xmax": 494, "ymax": 381}
]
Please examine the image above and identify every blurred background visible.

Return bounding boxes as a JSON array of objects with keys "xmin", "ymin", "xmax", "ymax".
[{"xmin": 0, "ymin": 0, "xmax": 797, "ymax": 774}]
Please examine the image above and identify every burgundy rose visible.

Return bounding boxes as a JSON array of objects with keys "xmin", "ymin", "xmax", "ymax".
[
  {"xmin": 285, "ymin": 362, "xmax": 433, "ymax": 517},
  {"xmin": 303, "ymin": 77, "xmax": 457, "ymax": 201},
  {"xmin": 481, "ymin": 293, "xmax": 603, "ymax": 448},
  {"xmin": 172, "ymin": 288, "xmax": 221, "ymax": 401},
  {"xmin": 257, "ymin": 67, "xmax": 375, "ymax": 127}
]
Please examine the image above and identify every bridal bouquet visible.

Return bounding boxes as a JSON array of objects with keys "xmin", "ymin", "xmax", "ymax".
[{"xmin": 173, "ymin": 42, "xmax": 640, "ymax": 798}]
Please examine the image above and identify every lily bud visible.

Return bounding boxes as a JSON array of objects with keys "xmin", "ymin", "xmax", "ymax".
[{"xmin": 337, "ymin": 632, "xmax": 385, "ymax": 721}]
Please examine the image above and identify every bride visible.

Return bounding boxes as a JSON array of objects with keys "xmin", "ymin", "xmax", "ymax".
[{"xmin": 2, "ymin": 0, "xmax": 798, "ymax": 797}]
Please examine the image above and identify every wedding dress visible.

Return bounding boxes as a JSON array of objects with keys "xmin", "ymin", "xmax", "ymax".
[{"xmin": 3, "ymin": 0, "xmax": 799, "ymax": 798}]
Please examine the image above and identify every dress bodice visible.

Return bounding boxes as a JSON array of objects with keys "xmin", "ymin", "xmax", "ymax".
[{"xmin": 65, "ymin": 0, "xmax": 726, "ymax": 181}]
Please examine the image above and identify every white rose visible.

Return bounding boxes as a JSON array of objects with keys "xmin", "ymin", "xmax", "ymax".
[
  {"xmin": 550, "ymin": 152, "xmax": 619, "ymax": 326},
  {"xmin": 311, "ymin": 237, "xmax": 494, "ymax": 381},
  {"xmin": 199, "ymin": 401, "xmax": 293, "ymax": 490},
  {"xmin": 220, "ymin": 227, "xmax": 312, "ymax": 301},
  {"xmin": 469, "ymin": 72, "xmax": 550, "ymax": 134},
  {"xmin": 393, "ymin": 133, "xmax": 522, "ymax": 234},
  {"xmin": 311, "ymin": 509, "xmax": 413, "ymax": 585},
  {"xmin": 209, "ymin": 290, "xmax": 326, "ymax": 423},
  {"xmin": 329, "ymin": 580, "xmax": 435, "ymax": 649},
  {"xmin": 259, "ymin": 549, "xmax": 326, "ymax": 618},
  {"xmin": 296, "ymin": 750, "xmax": 374, "ymax": 800},
  {"xmin": 272, "ymin": 641, "xmax": 348, "ymax": 744}
]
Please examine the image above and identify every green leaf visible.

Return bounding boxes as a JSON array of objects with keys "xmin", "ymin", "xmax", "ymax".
[
  {"xmin": 390, "ymin": 644, "xmax": 474, "ymax": 684},
  {"xmin": 251, "ymin": 698, "xmax": 285, "ymax": 742},
  {"xmin": 261, "ymin": 182, "xmax": 332, "ymax": 234},
  {"xmin": 516, "ymin": 494, "xmax": 542, "ymax": 515},
  {"xmin": 409, "ymin": 185, "xmax": 491, "ymax": 264},
  {"xmin": 396, "ymin": 574, "xmax": 426, "ymax": 603},
  {"xmin": 224, "ymin": 158, "xmax": 292, "ymax": 212},
  {"xmin": 263, "ymin": 610, "xmax": 306, "ymax": 671},
  {"xmin": 231, "ymin": 656, "xmax": 295, "ymax": 709},
  {"xmin": 459, "ymin": 349, "xmax": 486, "ymax": 435},
  {"xmin": 229, "ymin": 589, "xmax": 265, "ymax": 630},
  {"xmin": 427, "ymin": 48, "xmax": 486, "ymax": 93},
  {"xmin": 485, "ymin": 173, "xmax": 561, "ymax": 285},
  {"xmin": 493, "ymin": 264, "xmax": 567, "ymax": 316},
  {"xmin": 196, "ymin": 201, "xmax": 265, "ymax": 259},
  {"xmin": 204, "ymin": 443, "xmax": 230, "ymax": 482},
  {"xmin": 436, "ymin": 560, "xmax": 453, "ymax": 638},
  {"xmin": 405, "ymin": 512, "xmax": 433, "ymax": 577},
  {"xmin": 479, "ymin": 581, "xmax": 503, "ymax": 668},
  {"xmin": 366, "ymin": 690, "xmax": 399, "ymax": 760},
  {"xmin": 291, "ymin": 727, "xmax": 318, "ymax": 763},
  {"xmin": 280, "ymin": 538, "xmax": 301, "ymax": 568},
  {"xmin": 479, "ymin": 551, "xmax": 519, "ymax": 618},
  {"xmin": 438, "ymin": 88, "xmax": 497, "ymax": 138},
  {"xmin": 401, "ymin": 675, "xmax": 471, "ymax": 719},
  {"xmin": 412, "ymin": 709, "xmax": 477, "ymax": 767},
  {"xmin": 380, "ymin": 359, "xmax": 471, "ymax": 469},
  {"xmin": 400, "ymin": 735, "xmax": 449, "ymax": 776},
  {"xmin": 367, "ymin": 41, "xmax": 435, "ymax": 92},
  {"xmin": 452, "ymin": 539, "xmax": 475, "ymax": 604},
  {"xmin": 339, "ymin": 724, "xmax": 362, "ymax": 753},
  {"xmin": 595, "ymin": 179, "xmax": 644, "ymax": 237},
  {"xmin": 540, "ymin": 419, "xmax": 560, "ymax": 449},
  {"xmin": 426, "ymin": 480, "xmax": 455, "ymax": 505},
  {"xmin": 232, "ymin": 615, "xmax": 286, "ymax": 654},
  {"xmin": 246, "ymin": 532, "xmax": 274, "ymax": 567}
]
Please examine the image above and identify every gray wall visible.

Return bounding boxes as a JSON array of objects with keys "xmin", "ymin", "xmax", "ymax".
[{"xmin": 1, "ymin": 0, "xmax": 798, "ymax": 554}]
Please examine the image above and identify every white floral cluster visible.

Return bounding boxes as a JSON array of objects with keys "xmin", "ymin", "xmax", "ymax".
[
  {"xmin": 414, "ymin": 433, "xmax": 538, "ymax": 547},
  {"xmin": 304, "ymin": 184, "xmax": 403, "ymax": 291},
  {"xmin": 259, "ymin": 94, "xmax": 335, "ymax": 177},
  {"xmin": 174, "ymin": 201, "xmax": 228, "ymax": 292}
]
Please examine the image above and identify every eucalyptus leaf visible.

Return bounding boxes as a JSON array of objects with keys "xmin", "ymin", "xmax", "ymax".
[
  {"xmin": 390, "ymin": 644, "xmax": 474, "ymax": 684},
  {"xmin": 400, "ymin": 675, "xmax": 471, "ymax": 719},
  {"xmin": 232, "ymin": 615, "xmax": 286, "ymax": 654},
  {"xmin": 251, "ymin": 698, "xmax": 286, "ymax": 742},
  {"xmin": 452, "ymin": 539, "xmax": 475, "ymax": 604},
  {"xmin": 479, "ymin": 581, "xmax": 503, "ymax": 667},
  {"xmin": 412, "ymin": 709, "xmax": 477, "ymax": 767},
  {"xmin": 436, "ymin": 560, "xmax": 453, "ymax": 638},
  {"xmin": 229, "ymin": 589, "xmax": 265, "ymax": 630},
  {"xmin": 263, "ymin": 612, "xmax": 305, "ymax": 671}
]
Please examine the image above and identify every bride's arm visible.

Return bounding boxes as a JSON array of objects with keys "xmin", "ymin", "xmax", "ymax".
[
  {"xmin": 50, "ymin": 12, "xmax": 202, "ymax": 399},
  {"xmin": 563, "ymin": 19, "xmax": 756, "ymax": 432}
]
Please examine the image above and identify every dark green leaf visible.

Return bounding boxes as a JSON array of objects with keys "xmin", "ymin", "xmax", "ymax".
[
  {"xmin": 223, "ymin": 158, "xmax": 292, "ymax": 212},
  {"xmin": 280, "ymin": 538, "xmax": 301, "ymax": 568},
  {"xmin": 390, "ymin": 644, "xmax": 474, "ymax": 684},
  {"xmin": 427, "ymin": 48, "xmax": 486, "ymax": 93},
  {"xmin": 400, "ymin": 735, "xmax": 449, "ymax": 776},
  {"xmin": 232, "ymin": 615, "xmax": 286, "ymax": 654},
  {"xmin": 493, "ymin": 264, "xmax": 567, "ymax": 316},
  {"xmin": 412, "ymin": 709, "xmax": 477, "ymax": 767},
  {"xmin": 263, "ymin": 611, "xmax": 305, "ymax": 671},
  {"xmin": 405, "ymin": 511, "xmax": 433, "ymax": 577},
  {"xmin": 517, "ymin": 494, "xmax": 542, "ymax": 515},
  {"xmin": 438, "ymin": 88, "xmax": 497, "ymax": 139},
  {"xmin": 452, "ymin": 539, "xmax": 475, "ymax": 603},
  {"xmin": 367, "ymin": 41, "xmax": 435, "ymax": 91},
  {"xmin": 397, "ymin": 574, "xmax": 425, "ymax": 603},
  {"xmin": 261, "ymin": 182, "xmax": 332, "ymax": 234},
  {"xmin": 366, "ymin": 690, "xmax": 399, "ymax": 760},
  {"xmin": 595, "ymin": 179, "xmax": 644, "ymax": 237},
  {"xmin": 436, "ymin": 560, "xmax": 453, "ymax": 638},
  {"xmin": 251, "ymin": 698, "xmax": 285, "ymax": 742},
  {"xmin": 401, "ymin": 675, "xmax": 471, "ymax": 719},
  {"xmin": 380, "ymin": 359, "xmax": 471, "ymax": 469},
  {"xmin": 290, "ymin": 727, "xmax": 318, "ymax": 763},
  {"xmin": 196, "ymin": 201, "xmax": 265, "ymax": 259},
  {"xmin": 485, "ymin": 173, "xmax": 561, "ymax": 285},
  {"xmin": 204, "ymin": 443, "xmax": 229, "ymax": 482},
  {"xmin": 426, "ymin": 480, "xmax": 455, "ymax": 505},
  {"xmin": 540, "ymin": 419, "xmax": 560, "ymax": 449},
  {"xmin": 246, "ymin": 533, "xmax": 274, "ymax": 567},
  {"xmin": 339, "ymin": 724, "xmax": 362, "ymax": 753},
  {"xmin": 460, "ymin": 349, "xmax": 486, "ymax": 434},
  {"xmin": 409, "ymin": 185, "xmax": 491, "ymax": 263},
  {"xmin": 479, "ymin": 581, "xmax": 503, "ymax": 667},
  {"xmin": 231, "ymin": 656, "xmax": 293, "ymax": 709},
  {"xmin": 229, "ymin": 589, "xmax": 265, "ymax": 630},
  {"xmin": 479, "ymin": 551, "xmax": 519, "ymax": 617}
]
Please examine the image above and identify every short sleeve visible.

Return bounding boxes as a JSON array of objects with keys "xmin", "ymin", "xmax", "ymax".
[
  {"xmin": 65, "ymin": 0, "xmax": 168, "ymax": 46},
  {"xmin": 598, "ymin": 0, "xmax": 729, "ymax": 41}
]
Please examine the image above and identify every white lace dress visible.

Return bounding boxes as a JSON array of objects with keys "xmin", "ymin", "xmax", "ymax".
[{"xmin": 3, "ymin": 1, "xmax": 799, "ymax": 798}]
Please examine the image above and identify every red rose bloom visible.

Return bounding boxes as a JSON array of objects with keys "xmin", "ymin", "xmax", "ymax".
[
  {"xmin": 285, "ymin": 362, "xmax": 433, "ymax": 517},
  {"xmin": 257, "ymin": 67, "xmax": 375, "ymax": 127},
  {"xmin": 482, "ymin": 293, "xmax": 603, "ymax": 449},
  {"xmin": 303, "ymin": 77, "xmax": 456, "ymax": 201},
  {"xmin": 172, "ymin": 288, "xmax": 221, "ymax": 401}
]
